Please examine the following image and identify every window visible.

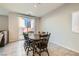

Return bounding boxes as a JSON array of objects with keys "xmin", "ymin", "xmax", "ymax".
[{"xmin": 72, "ymin": 12, "xmax": 79, "ymax": 33}]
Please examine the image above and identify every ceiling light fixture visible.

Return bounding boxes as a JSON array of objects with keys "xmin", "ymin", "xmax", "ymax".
[
  {"xmin": 34, "ymin": 4, "xmax": 37, "ymax": 8},
  {"xmin": 34, "ymin": 3, "xmax": 40, "ymax": 8}
]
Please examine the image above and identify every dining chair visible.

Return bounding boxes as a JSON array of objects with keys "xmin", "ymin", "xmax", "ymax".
[
  {"xmin": 23, "ymin": 32, "xmax": 33, "ymax": 55},
  {"xmin": 35, "ymin": 33, "xmax": 51, "ymax": 56}
]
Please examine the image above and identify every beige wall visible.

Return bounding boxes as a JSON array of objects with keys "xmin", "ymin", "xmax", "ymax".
[
  {"xmin": 8, "ymin": 12, "xmax": 19, "ymax": 42},
  {"xmin": 41, "ymin": 4, "xmax": 79, "ymax": 52},
  {"xmin": 35, "ymin": 17, "xmax": 41, "ymax": 33},
  {"xmin": 0, "ymin": 15, "xmax": 8, "ymax": 30}
]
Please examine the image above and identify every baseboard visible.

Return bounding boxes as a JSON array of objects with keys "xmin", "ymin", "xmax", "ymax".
[{"xmin": 49, "ymin": 42, "xmax": 79, "ymax": 53}]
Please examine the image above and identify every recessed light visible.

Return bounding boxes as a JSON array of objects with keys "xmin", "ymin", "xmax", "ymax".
[
  {"xmin": 34, "ymin": 3, "xmax": 40, "ymax": 8},
  {"xmin": 34, "ymin": 4, "xmax": 37, "ymax": 8},
  {"xmin": 27, "ymin": 11, "xmax": 33, "ymax": 15}
]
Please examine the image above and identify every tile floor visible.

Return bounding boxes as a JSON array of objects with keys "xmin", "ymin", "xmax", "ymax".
[{"xmin": 0, "ymin": 40, "xmax": 79, "ymax": 56}]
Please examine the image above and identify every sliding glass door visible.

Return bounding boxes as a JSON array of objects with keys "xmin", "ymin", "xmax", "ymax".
[{"xmin": 18, "ymin": 16, "xmax": 35, "ymax": 40}]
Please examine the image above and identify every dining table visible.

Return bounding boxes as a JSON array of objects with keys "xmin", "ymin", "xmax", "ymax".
[{"xmin": 24, "ymin": 32, "xmax": 50, "ymax": 56}]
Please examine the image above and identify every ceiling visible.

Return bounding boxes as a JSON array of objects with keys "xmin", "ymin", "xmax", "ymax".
[{"xmin": 0, "ymin": 3, "xmax": 64, "ymax": 17}]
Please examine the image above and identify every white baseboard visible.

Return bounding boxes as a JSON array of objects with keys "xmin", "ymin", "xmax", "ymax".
[{"xmin": 49, "ymin": 42, "xmax": 79, "ymax": 53}]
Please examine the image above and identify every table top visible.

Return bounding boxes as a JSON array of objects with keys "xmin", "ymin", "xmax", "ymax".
[
  {"xmin": 30, "ymin": 34, "xmax": 47, "ymax": 40},
  {"xmin": 29, "ymin": 34, "xmax": 40, "ymax": 40},
  {"xmin": 29, "ymin": 34, "xmax": 48, "ymax": 41}
]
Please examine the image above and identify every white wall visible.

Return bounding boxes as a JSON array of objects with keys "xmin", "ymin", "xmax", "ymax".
[
  {"xmin": 41, "ymin": 3, "xmax": 79, "ymax": 52},
  {"xmin": 0, "ymin": 15, "xmax": 8, "ymax": 30}
]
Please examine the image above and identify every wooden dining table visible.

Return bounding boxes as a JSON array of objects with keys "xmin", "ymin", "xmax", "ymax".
[{"xmin": 24, "ymin": 32, "xmax": 50, "ymax": 56}]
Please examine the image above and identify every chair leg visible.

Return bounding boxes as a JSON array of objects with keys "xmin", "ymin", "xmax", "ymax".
[
  {"xmin": 24, "ymin": 45, "xmax": 27, "ymax": 51},
  {"xmin": 24, "ymin": 47, "xmax": 26, "ymax": 51},
  {"xmin": 39, "ymin": 53, "xmax": 41, "ymax": 56},
  {"xmin": 27, "ymin": 48, "xmax": 29, "ymax": 55},
  {"xmin": 33, "ymin": 52, "xmax": 34, "ymax": 56},
  {"xmin": 46, "ymin": 48, "xmax": 49, "ymax": 56},
  {"xmin": 38, "ymin": 49, "xmax": 41, "ymax": 56},
  {"xmin": 33, "ymin": 48, "xmax": 35, "ymax": 56},
  {"xmin": 24, "ymin": 42, "xmax": 27, "ymax": 51}
]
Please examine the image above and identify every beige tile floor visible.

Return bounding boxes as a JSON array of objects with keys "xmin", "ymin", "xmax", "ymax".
[{"xmin": 0, "ymin": 40, "xmax": 79, "ymax": 56}]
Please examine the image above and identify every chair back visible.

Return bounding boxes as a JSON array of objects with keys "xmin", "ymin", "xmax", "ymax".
[
  {"xmin": 36, "ymin": 33, "xmax": 51, "ymax": 49},
  {"xmin": 39, "ymin": 33, "xmax": 51, "ymax": 41},
  {"xmin": 42, "ymin": 33, "xmax": 51, "ymax": 44},
  {"xmin": 23, "ymin": 32, "xmax": 29, "ymax": 40},
  {"xmin": 47, "ymin": 33, "xmax": 51, "ymax": 44}
]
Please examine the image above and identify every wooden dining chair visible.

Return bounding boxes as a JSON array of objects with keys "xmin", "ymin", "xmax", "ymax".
[
  {"xmin": 23, "ymin": 32, "xmax": 33, "ymax": 55},
  {"xmin": 35, "ymin": 33, "xmax": 51, "ymax": 56}
]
